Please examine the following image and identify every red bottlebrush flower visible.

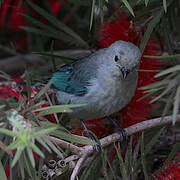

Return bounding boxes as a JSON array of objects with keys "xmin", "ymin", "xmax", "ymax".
[
  {"xmin": 0, "ymin": 0, "xmax": 62, "ymax": 51},
  {"xmin": 152, "ymin": 153, "xmax": 180, "ymax": 180},
  {"xmin": 0, "ymin": 0, "xmax": 62, "ymax": 31},
  {"xmin": 0, "ymin": 0, "xmax": 27, "ymax": 31},
  {"xmin": 0, "ymin": 84, "xmax": 23, "ymax": 100},
  {"xmin": 49, "ymin": 0, "xmax": 62, "ymax": 16}
]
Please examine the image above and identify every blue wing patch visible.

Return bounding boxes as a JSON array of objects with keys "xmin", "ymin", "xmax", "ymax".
[{"xmin": 51, "ymin": 65, "xmax": 88, "ymax": 96}]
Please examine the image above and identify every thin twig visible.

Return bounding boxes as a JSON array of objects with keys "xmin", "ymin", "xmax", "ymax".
[
  {"xmin": 70, "ymin": 153, "xmax": 88, "ymax": 180},
  {"xmin": 82, "ymin": 114, "xmax": 180, "ymax": 154},
  {"xmin": 49, "ymin": 136, "xmax": 82, "ymax": 156}
]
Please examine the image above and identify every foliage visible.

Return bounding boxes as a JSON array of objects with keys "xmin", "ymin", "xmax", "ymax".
[{"xmin": 0, "ymin": 0, "xmax": 180, "ymax": 179}]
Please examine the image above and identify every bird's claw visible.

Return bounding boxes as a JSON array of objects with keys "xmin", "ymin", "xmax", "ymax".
[
  {"xmin": 80, "ymin": 119, "xmax": 100, "ymax": 152},
  {"xmin": 114, "ymin": 126, "xmax": 128, "ymax": 142},
  {"xmin": 106, "ymin": 116, "xmax": 128, "ymax": 142}
]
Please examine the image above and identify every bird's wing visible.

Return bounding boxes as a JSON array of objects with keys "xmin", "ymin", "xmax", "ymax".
[{"xmin": 51, "ymin": 56, "xmax": 98, "ymax": 96}]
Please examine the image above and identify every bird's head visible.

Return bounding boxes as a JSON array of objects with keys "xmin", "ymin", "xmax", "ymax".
[{"xmin": 106, "ymin": 40, "xmax": 141, "ymax": 79}]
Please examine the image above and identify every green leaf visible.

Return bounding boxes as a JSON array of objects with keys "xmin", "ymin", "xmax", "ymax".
[
  {"xmin": 18, "ymin": 0, "xmax": 22, "ymax": 9},
  {"xmin": 34, "ymin": 104, "xmax": 86, "ymax": 117},
  {"xmin": 18, "ymin": 156, "xmax": 25, "ymax": 179},
  {"xmin": 90, "ymin": 0, "xmax": 96, "ymax": 30},
  {"xmin": 99, "ymin": 0, "xmax": 104, "ymax": 22},
  {"xmin": 26, "ymin": 148, "xmax": 35, "ymax": 168},
  {"xmin": 36, "ymin": 137, "xmax": 52, "ymax": 153},
  {"xmin": 145, "ymin": 0, "xmax": 149, "ymax": 6},
  {"xmin": 19, "ymin": 13, "xmax": 76, "ymax": 43},
  {"xmin": 34, "ymin": 81, "xmax": 52, "ymax": 100},
  {"xmin": 19, "ymin": 26, "xmax": 60, "ymax": 39},
  {"xmin": 26, "ymin": 0, "xmax": 88, "ymax": 48},
  {"xmin": 8, "ymin": 139, "xmax": 24, "ymax": 150},
  {"xmin": 42, "ymin": 136, "xmax": 63, "ymax": 157},
  {"xmin": 172, "ymin": 85, "xmax": 180, "ymax": 125},
  {"xmin": 144, "ymin": 54, "xmax": 180, "ymax": 59},
  {"xmin": 145, "ymin": 127, "xmax": 165, "ymax": 155},
  {"xmin": 150, "ymin": 78, "xmax": 178, "ymax": 103},
  {"xmin": 115, "ymin": 143, "xmax": 127, "ymax": 180},
  {"xmin": 155, "ymin": 65, "xmax": 180, "ymax": 77},
  {"xmin": 164, "ymin": 143, "xmax": 180, "ymax": 165},
  {"xmin": 0, "ymin": 161, "xmax": 7, "ymax": 180},
  {"xmin": 0, "ymin": 128, "xmax": 20, "ymax": 138},
  {"xmin": 80, "ymin": 154, "xmax": 101, "ymax": 180},
  {"xmin": 122, "ymin": 0, "xmax": 135, "ymax": 17},
  {"xmin": 11, "ymin": 146, "xmax": 24, "ymax": 167},
  {"xmin": 51, "ymin": 131, "xmax": 95, "ymax": 145},
  {"xmin": 140, "ymin": 80, "xmax": 170, "ymax": 90},
  {"xmin": 140, "ymin": 9, "xmax": 164, "ymax": 53},
  {"xmin": 163, "ymin": 0, "xmax": 167, "ymax": 13},
  {"xmin": 28, "ymin": 141, "xmax": 44, "ymax": 158},
  {"xmin": 140, "ymin": 132, "xmax": 148, "ymax": 180},
  {"xmin": 134, "ymin": 127, "xmax": 165, "ymax": 172},
  {"xmin": 32, "ymin": 127, "xmax": 58, "ymax": 138}
]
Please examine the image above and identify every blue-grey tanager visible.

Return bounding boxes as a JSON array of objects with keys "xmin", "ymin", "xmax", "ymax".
[{"xmin": 51, "ymin": 40, "xmax": 141, "ymax": 122}]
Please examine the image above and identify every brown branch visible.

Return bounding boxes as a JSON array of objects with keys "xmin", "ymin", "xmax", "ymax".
[
  {"xmin": 70, "ymin": 153, "xmax": 88, "ymax": 180},
  {"xmin": 49, "ymin": 136, "xmax": 83, "ymax": 156},
  {"xmin": 82, "ymin": 114, "xmax": 180, "ymax": 154},
  {"xmin": 70, "ymin": 115, "xmax": 180, "ymax": 179},
  {"xmin": 49, "ymin": 114, "xmax": 180, "ymax": 179}
]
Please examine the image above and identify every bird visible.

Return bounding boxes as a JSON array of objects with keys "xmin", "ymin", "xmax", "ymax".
[{"xmin": 51, "ymin": 40, "xmax": 141, "ymax": 123}]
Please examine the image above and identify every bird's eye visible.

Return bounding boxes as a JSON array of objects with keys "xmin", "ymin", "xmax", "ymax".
[{"xmin": 114, "ymin": 56, "xmax": 119, "ymax": 62}]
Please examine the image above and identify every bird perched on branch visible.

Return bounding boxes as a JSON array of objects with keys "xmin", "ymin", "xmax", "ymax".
[{"xmin": 51, "ymin": 40, "xmax": 141, "ymax": 140}]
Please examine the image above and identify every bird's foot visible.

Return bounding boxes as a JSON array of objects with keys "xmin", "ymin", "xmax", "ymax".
[
  {"xmin": 80, "ymin": 119, "xmax": 100, "ymax": 152},
  {"xmin": 106, "ymin": 116, "xmax": 128, "ymax": 142}
]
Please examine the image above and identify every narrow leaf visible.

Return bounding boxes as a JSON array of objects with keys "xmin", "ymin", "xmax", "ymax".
[
  {"xmin": 0, "ymin": 161, "xmax": 7, "ymax": 180},
  {"xmin": 155, "ymin": 65, "xmax": 180, "ymax": 77},
  {"xmin": 28, "ymin": 141, "xmax": 44, "ymax": 158},
  {"xmin": 122, "ymin": 0, "xmax": 135, "ymax": 16},
  {"xmin": 144, "ymin": 54, "xmax": 180, "ymax": 59},
  {"xmin": 145, "ymin": 0, "xmax": 149, "ymax": 6},
  {"xmin": 34, "ymin": 104, "xmax": 86, "ymax": 117},
  {"xmin": 0, "ymin": 128, "xmax": 20, "ymax": 138},
  {"xmin": 163, "ymin": 0, "xmax": 167, "ymax": 13},
  {"xmin": 36, "ymin": 137, "xmax": 52, "ymax": 153},
  {"xmin": 140, "ymin": 9, "xmax": 164, "ymax": 53},
  {"xmin": 51, "ymin": 131, "xmax": 95, "ymax": 145},
  {"xmin": 141, "ymin": 132, "xmax": 148, "ymax": 180},
  {"xmin": 172, "ymin": 85, "xmax": 180, "ymax": 125},
  {"xmin": 26, "ymin": 0, "xmax": 88, "ymax": 47},
  {"xmin": 32, "ymin": 127, "xmax": 58, "ymax": 138},
  {"xmin": 34, "ymin": 81, "xmax": 52, "ymax": 100},
  {"xmin": 90, "ymin": 0, "xmax": 96, "ymax": 30},
  {"xmin": 11, "ymin": 146, "xmax": 24, "ymax": 167},
  {"xmin": 115, "ymin": 143, "xmax": 127, "ymax": 179},
  {"xmin": 26, "ymin": 148, "xmax": 35, "ymax": 168}
]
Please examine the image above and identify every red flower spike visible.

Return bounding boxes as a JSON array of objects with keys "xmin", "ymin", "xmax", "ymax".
[
  {"xmin": 0, "ymin": 0, "xmax": 63, "ymax": 51},
  {"xmin": 49, "ymin": 0, "xmax": 62, "ymax": 16},
  {"xmin": 0, "ymin": 0, "xmax": 27, "ymax": 31},
  {"xmin": 152, "ymin": 152, "xmax": 180, "ymax": 180},
  {"xmin": 0, "ymin": 84, "xmax": 23, "ymax": 100}
]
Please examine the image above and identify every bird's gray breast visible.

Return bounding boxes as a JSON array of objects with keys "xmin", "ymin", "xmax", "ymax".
[{"xmin": 66, "ymin": 70, "xmax": 138, "ymax": 120}]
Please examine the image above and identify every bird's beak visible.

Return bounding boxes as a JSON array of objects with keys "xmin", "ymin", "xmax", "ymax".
[{"xmin": 121, "ymin": 68, "xmax": 129, "ymax": 79}]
